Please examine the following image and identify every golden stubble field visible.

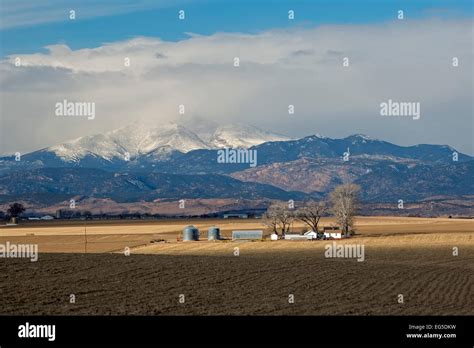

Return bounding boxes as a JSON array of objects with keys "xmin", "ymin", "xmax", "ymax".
[
  {"xmin": 0, "ymin": 217, "xmax": 473, "ymax": 315},
  {"xmin": 1, "ymin": 216, "xmax": 471, "ymax": 253}
]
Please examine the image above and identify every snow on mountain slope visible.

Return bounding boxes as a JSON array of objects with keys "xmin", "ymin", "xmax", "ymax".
[
  {"xmin": 49, "ymin": 134, "xmax": 122, "ymax": 163},
  {"xmin": 48, "ymin": 123, "xmax": 210, "ymax": 162},
  {"xmin": 208, "ymin": 123, "xmax": 291, "ymax": 148},
  {"xmin": 110, "ymin": 123, "xmax": 210, "ymax": 154},
  {"xmin": 46, "ymin": 122, "xmax": 291, "ymax": 163}
]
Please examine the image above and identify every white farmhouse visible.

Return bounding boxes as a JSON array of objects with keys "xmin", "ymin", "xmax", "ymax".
[
  {"xmin": 323, "ymin": 231, "xmax": 342, "ymax": 239},
  {"xmin": 303, "ymin": 231, "xmax": 318, "ymax": 240},
  {"xmin": 323, "ymin": 226, "xmax": 343, "ymax": 239}
]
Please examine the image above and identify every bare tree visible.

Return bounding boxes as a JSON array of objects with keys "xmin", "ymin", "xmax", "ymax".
[
  {"xmin": 262, "ymin": 202, "xmax": 295, "ymax": 238},
  {"xmin": 329, "ymin": 184, "xmax": 360, "ymax": 237},
  {"xmin": 296, "ymin": 201, "xmax": 326, "ymax": 233},
  {"xmin": 262, "ymin": 205, "xmax": 279, "ymax": 235}
]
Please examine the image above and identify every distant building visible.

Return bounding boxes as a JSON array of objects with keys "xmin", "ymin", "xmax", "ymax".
[
  {"xmin": 232, "ymin": 230, "xmax": 263, "ymax": 240},
  {"xmin": 322, "ymin": 226, "xmax": 342, "ymax": 239},
  {"xmin": 323, "ymin": 226, "xmax": 340, "ymax": 231},
  {"xmin": 323, "ymin": 232, "xmax": 342, "ymax": 239},
  {"xmin": 284, "ymin": 234, "xmax": 307, "ymax": 240},
  {"xmin": 304, "ymin": 231, "xmax": 318, "ymax": 240},
  {"xmin": 223, "ymin": 213, "xmax": 248, "ymax": 219}
]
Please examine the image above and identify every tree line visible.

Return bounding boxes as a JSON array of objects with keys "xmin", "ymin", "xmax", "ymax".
[{"xmin": 1, "ymin": 184, "xmax": 360, "ymax": 231}]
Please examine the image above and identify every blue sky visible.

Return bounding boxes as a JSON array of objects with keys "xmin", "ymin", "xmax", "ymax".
[{"xmin": 1, "ymin": 0, "xmax": 472, "ymax": 57}]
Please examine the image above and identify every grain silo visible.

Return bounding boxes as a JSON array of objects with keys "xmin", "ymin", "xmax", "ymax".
[
  {"xmin": 183, "ymin": 225, "xmax": 199, "ymax": 241},
  {"xmin": 207, "ymin": 226, "xmax": 221, "ymax": 241}
]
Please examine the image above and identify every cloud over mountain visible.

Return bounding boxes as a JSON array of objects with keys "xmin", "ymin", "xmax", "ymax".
[{"xmin": 1, "ymin": 18, "xmax": 472, "ymax": 155}]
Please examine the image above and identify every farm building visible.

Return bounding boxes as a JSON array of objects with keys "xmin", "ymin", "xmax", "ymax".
[
  {"xmin": 323, "ymin": 226, "xmax": 342, "ymax": 239},
  {"xmin": 303, "ymin": 231, "xmax": 318, "ymax": 240},
  {"xmin": 232, "ymin": 230, "xmax": 263, "ymax": 240},
  {"xmin": 183, "ymin": 225, "xmax": 199, "ymax": 241},
  {"xmin": 207, "ymin": 226, "xmax": 221, "ymax": 241},
  {"xmin": 284, "ymin": 234, "xmax": 308, "ymax": 240},
  {"xmin": 324, "ymin": 231, "xmax": 342, "ymax": 239},
  {"xmin": 223, "ymin": 213, "xmax": 248, "ymax": 219}
]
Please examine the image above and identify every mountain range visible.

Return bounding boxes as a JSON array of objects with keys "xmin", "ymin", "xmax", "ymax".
[
  {"xmin": 0, "ymin": 123, "xmax": 289, "ymax": 170},
  {"xmin": 1, "ymin": 122, "xmax": 473, "ymax": 214}
]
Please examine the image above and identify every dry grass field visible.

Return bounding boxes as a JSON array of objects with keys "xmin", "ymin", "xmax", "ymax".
[{"xmin": 0, "ymin": 217, "xmax": 473, "ymax": 315}]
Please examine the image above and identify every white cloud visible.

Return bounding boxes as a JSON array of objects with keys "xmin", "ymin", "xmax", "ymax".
[{"xmin": 0, "ymin": 18, "xmax": 472, "ymax": 155}]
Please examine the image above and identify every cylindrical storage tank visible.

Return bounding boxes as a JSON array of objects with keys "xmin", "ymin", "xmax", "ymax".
[
  {"xmin": 183, "ymin": 225, "xmax": 199, "ymax": 241},
  {"xmin": 207, "ymin": 226, "xmax": 221, "ymax": 241}
]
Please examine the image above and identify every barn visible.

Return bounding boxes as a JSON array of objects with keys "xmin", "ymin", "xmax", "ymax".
[{"xmin": 323, "ymin": 226, "xmax": 343, "ymax": 239}]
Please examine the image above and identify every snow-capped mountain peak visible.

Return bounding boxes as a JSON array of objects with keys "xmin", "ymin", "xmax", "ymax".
[
  {"xmin": 208, "ymin": 123, "xmax": 291, "ymax": 148},
  {"xmin": 45, "ymin": 122, "xmax": 290, "ymax": 163},
  {"xmin": 48, "ymin": 123, "xmax": 211, "ymax": 162},
  {"xmin": 110, "ymin": 123, "xmax": 210, "ymax": 154}
]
